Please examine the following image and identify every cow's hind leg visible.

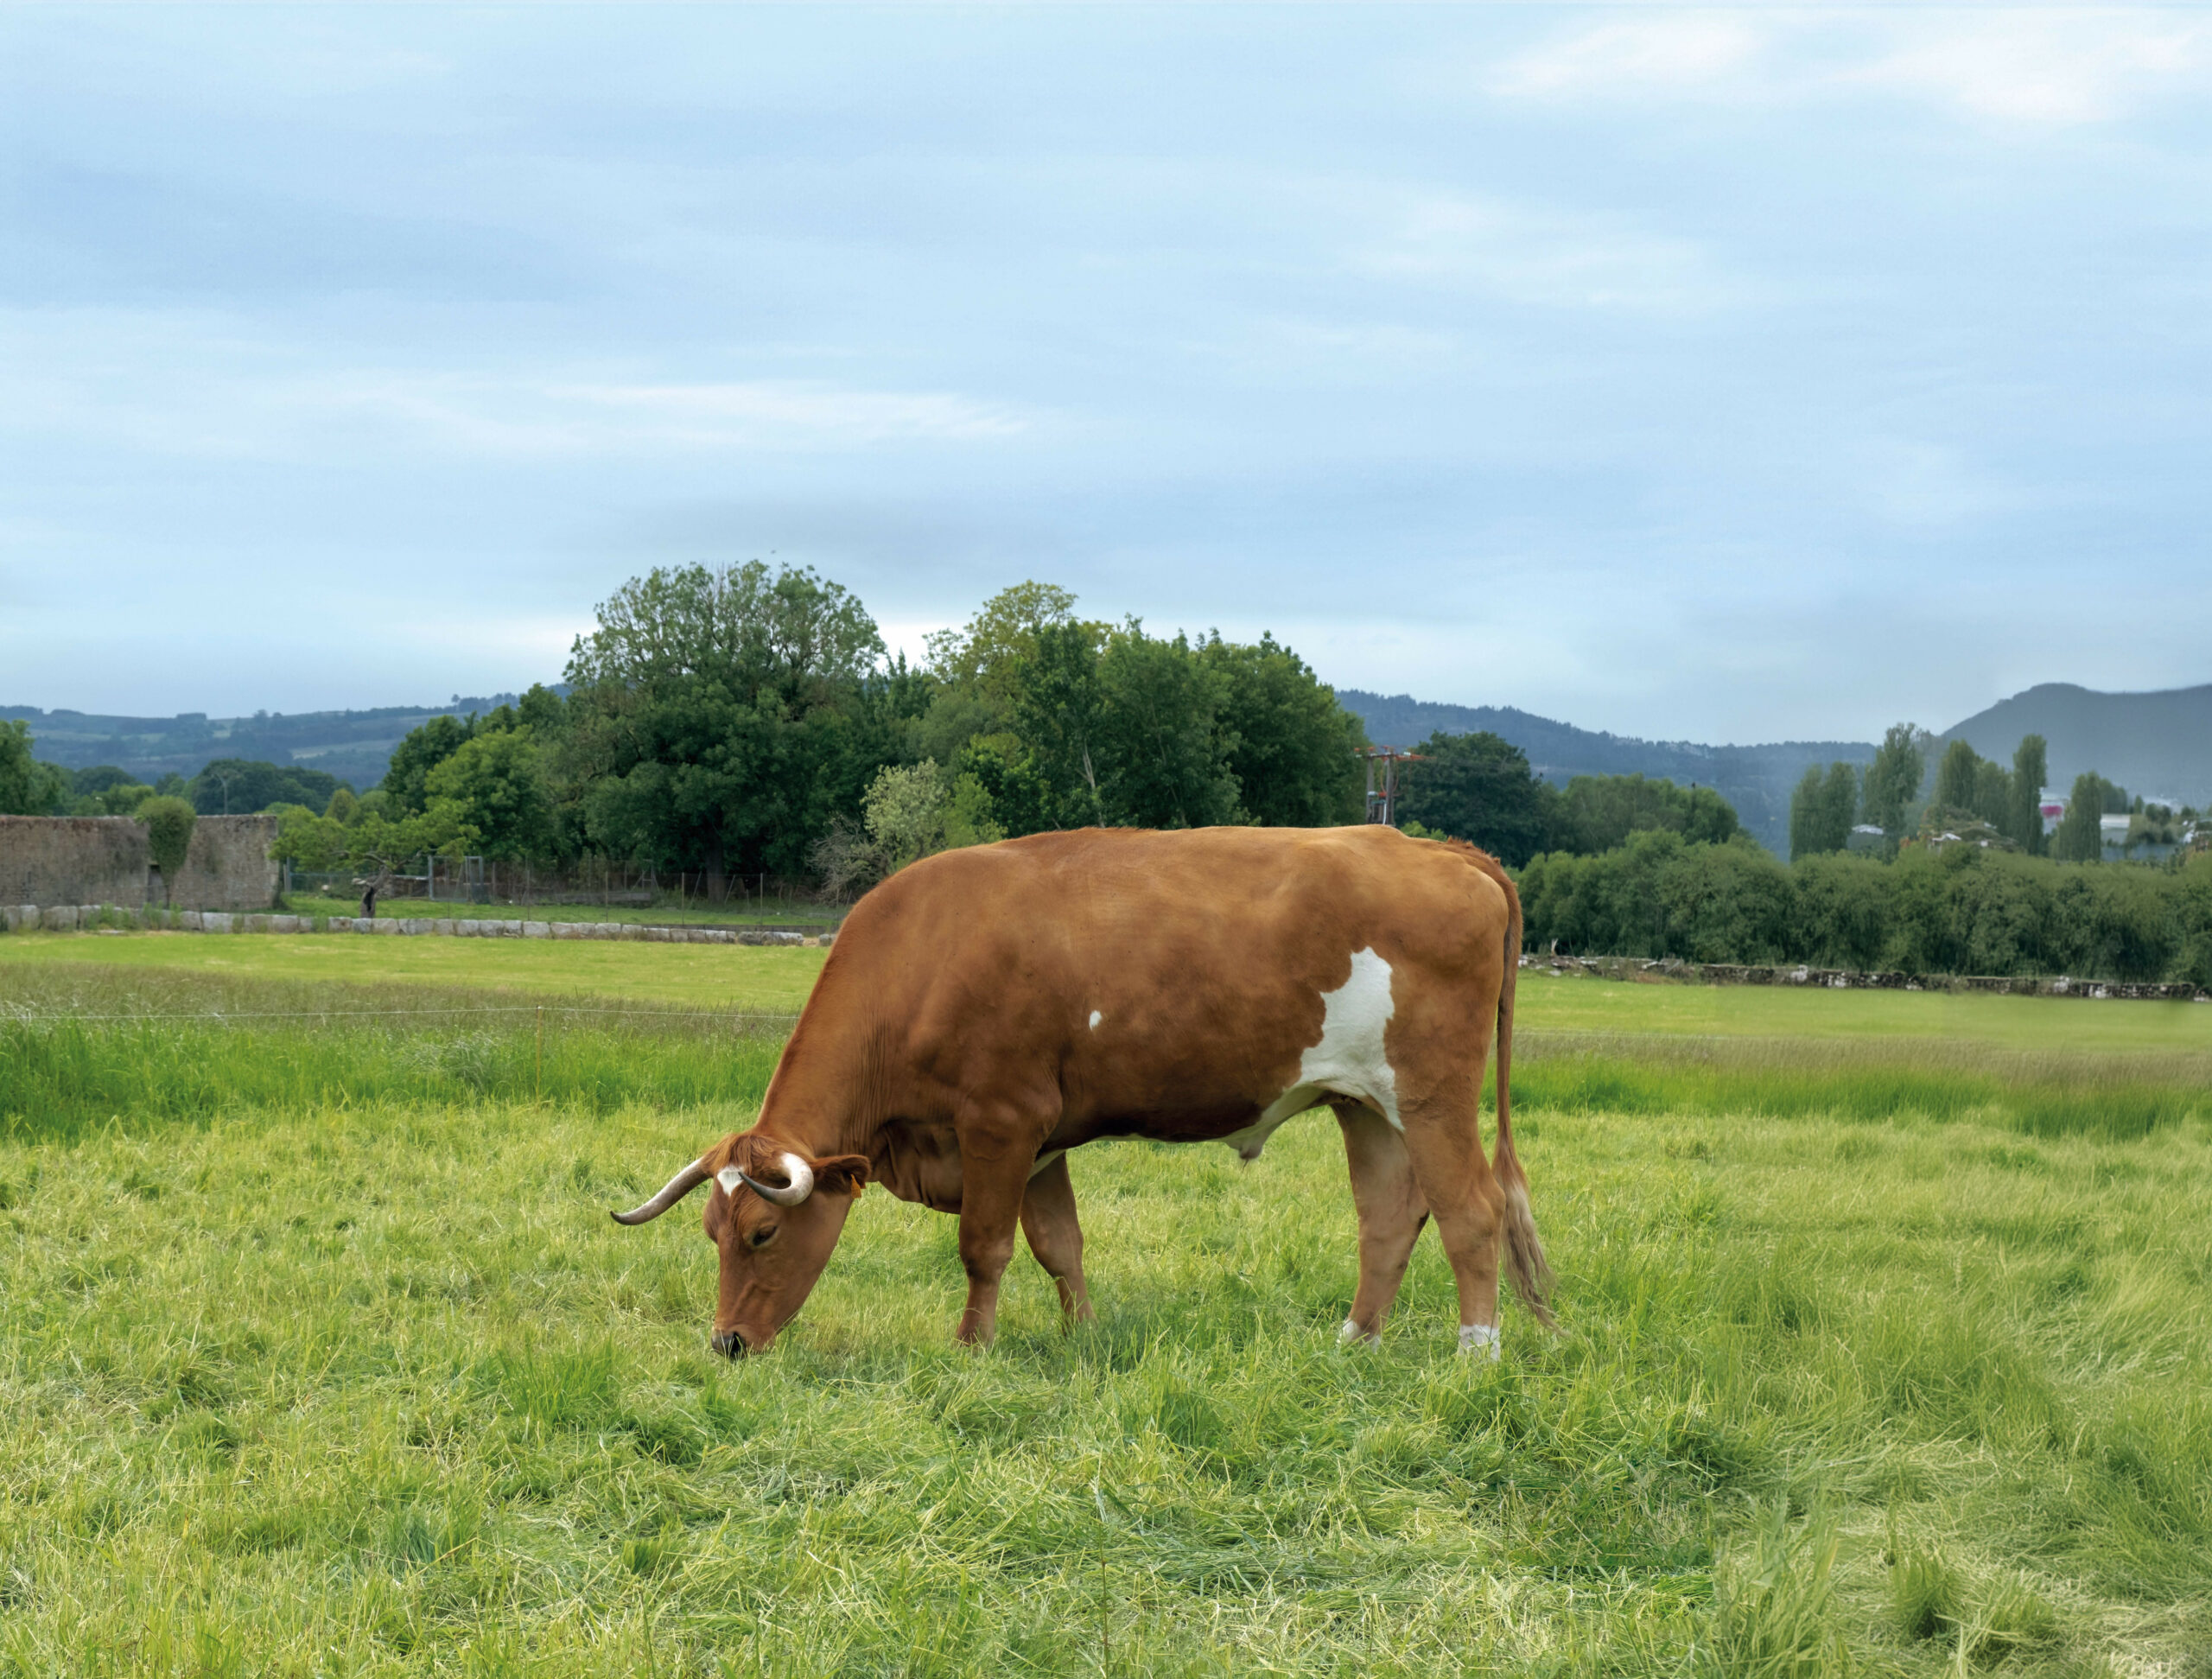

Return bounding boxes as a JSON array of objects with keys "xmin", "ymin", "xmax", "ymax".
[
  {"xmin": 1336, "ymin": 1103, "xmax": 1429, "ymax": 1345},
  {"xmin": 1020, "ymin": 1153, "xmax": 1093, "ymax": 1326},
  {"xmin": 1397, "ymin": 1094, "xmax": 1509, "ymax": 1358}
]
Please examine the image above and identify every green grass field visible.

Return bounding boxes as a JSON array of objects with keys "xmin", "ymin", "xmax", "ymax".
[
  {"xmin": 1, "ymin": 936, "xmax": 2207, "ymax": 1675},
  {"xmin": 278, "ymin": 892, "xmax": 845, "ymax": 931}
]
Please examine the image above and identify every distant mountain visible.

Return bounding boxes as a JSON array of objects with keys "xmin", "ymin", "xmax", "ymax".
[
  {"xmin": 1939, "ymin": 683, "xmax": 2212, "ymax": 806},
  {"xmin": 1, "ymin": 695, "xmax": 529, "ymax": 791},
  {"xmin": 1337, "ymin": 691, "xmax": 1873, "ymax": 856}
]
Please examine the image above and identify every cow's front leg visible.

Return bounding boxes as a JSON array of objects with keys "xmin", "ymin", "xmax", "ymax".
[
  {"xmin": 953, "ymin": 1121, "xmax": 1039, "ymax": 1345},
  {"xmin": 1020, "ymin": 1152, "xmax": 1093, "ymax": 1326}
]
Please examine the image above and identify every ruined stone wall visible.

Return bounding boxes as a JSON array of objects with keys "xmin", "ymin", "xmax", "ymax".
[{"xmin": 0, "ymin": 815, "xmax": 277, "ymax": 912}]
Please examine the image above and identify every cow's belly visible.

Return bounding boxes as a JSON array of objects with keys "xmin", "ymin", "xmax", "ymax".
[{"xmin": 1065, "ymin": 946, "xmax": 1403, "ymax": 1161}]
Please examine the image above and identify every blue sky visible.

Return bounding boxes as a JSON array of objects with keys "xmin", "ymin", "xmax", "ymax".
[{"xmin": 4, "ymin": 6, "xmax": 2209, "ymax": 742}]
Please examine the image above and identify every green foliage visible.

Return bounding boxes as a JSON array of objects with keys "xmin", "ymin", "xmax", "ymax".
[
  {"xmin": 1788, "ymin": 761, "xmax": 1859, "ymax": 859},
  {"xmin": 423, "ymin": 728, "xmax": 554, "ymax": 861},
  {"xmin": 561, "ymin": 563, "xmax": 899, "ymax": 879},
  {"xmin": 2052, "ymin": 772, "xmax": 2113, "ymax": 862},
  {"xmin": 1524, "ymin": 838, "xmax": 2212, "ymax": 983},
  {"xmin": 0, "ymin": 720, "xmax": 70, "ymax": 815},
  {"xmin": 1200, "ymin": 633, "xmax": 1367, "ymax": 826},
  {"xmin": 137, "ymin": 796, "xmax": 198, "ymax": 888},
  {"xmin": 1092, "ymin": 623, "xmax": 1241, "ymax": 829},
  {"xmin": 1554, "ymin": 772, "xmax": 1740, "ymax": 854},
  {"xmin": 2012, "ymin": 734, "xmax": 2049, "ymax": 855},
  {"xmin": 1395, "ymin": 730, "xmax": 1556, "ymax": 866},
  {"xmin": 189, "ymin": 757, "xmax": 343, "ymax": 816},
  {"xmin": 1859, "ymin": 722, "xmax": 1924, "ymax": 836},
  {"xmin": 1934, "ymin": 738, "xmax": 1981, "ymax": 815}
]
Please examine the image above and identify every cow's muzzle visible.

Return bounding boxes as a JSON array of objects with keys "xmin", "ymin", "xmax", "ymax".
[{"xmin": 711, "ymin": 1327, "xmax": 752, "ymax": 1359}]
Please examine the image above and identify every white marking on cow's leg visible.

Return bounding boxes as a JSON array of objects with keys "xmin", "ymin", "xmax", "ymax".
[
  {"xmin": 1459, "ymin": 1323, "xmax": 1501, "ymax": 1360},
  {"xmin": 1088, "ymin": 1010, "xmax": 1103, "ymax": 1030},
  {"xmin": 1339, "ymin": 1318, "xmax": 1381, "ymax": 1348}
]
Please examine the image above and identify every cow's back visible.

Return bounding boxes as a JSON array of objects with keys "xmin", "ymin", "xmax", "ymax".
[{"xmin": 816, "ymin": 825, "xmax": 1514, "ymax": 1143}]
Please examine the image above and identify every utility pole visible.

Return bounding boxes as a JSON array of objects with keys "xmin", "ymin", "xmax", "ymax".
[{"xmin": 1359, "ymin": 747, "xmax": 1424, "ymax": 826}]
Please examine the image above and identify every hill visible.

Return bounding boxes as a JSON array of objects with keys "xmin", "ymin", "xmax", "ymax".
[
  {"xmin": 1939, "ymin": 682, "xmax": 2212, "ymax": 806},
  {"xmin": 1337, "ymin": 691, "xmax": 1873, "ymax": 856},
  {"xmin": 0, "ymin": 696, "xmax": 526, "ymax": 792}
]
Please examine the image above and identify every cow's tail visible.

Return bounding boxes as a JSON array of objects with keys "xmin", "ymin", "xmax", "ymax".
[{"xmin": 1482, "ymin": 855, "xmax": 1555, "ymax": 1329}]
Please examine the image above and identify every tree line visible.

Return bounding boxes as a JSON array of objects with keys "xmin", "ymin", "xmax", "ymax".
[{"xmin": 1520, "ymin": 830, "xmax": 2212, "ymax": 986}]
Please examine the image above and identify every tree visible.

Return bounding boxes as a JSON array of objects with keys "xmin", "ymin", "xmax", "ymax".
[
  {"xmin": 1199, "ymin": 633, "xmax": 1366, "ymax": 826},
  {"xmin": 137, "ymin": 796, "xmax": 197, "ymax": 903},
  {"xmin": 381, "ymin": 715, "xmax": 474, "ymax": 814},
  {"xmin": 924, "ymin": 582, "xmax": 1082, "ymax": 703},
  {"xmin": 1396, "ymin": 731, "xmax": 1557, "ymax": 867},
  {"xmin": 1789, "ymin": 761, "xmax": 1857, "ymax": 859},
  {"xmin": 190, "ymin": 758, "xmax": 341, "ymax": 816},
  {"xmin": 563, "ymin": 562, "xmax": 889, "ymax": 882},
  {"xmin": 1091, "ymin": 624, "xmax": 1240, "ymax": 829},
  {"xmin": 1004, "ymin": 619, "xmax": 1109, "ymax": 830},
  {"xmin": 1554, "ymin": 773, "xmax": 1739, "ymax": 855},
  {"xmin": 1859, "ymin": 723, "xmax": 1924, "ymax": 836},
  {"xmin": 2051, "ymin": 773, "xmax": 2109, "ymax": 862},
  {"xmin": 1933, "ymin": 740, "xmax": 1980, "ymax": 817},
  {"xmin": 423, "ymin": 727, "xmax": 555, "ymax": 860},
  {"xmin": 2011, "ymin": 735, "xmax": 2049, "ymax": 855},
  {"xmin": 0, "ymin": 721, "xmax": 69, "ymax": 815}
]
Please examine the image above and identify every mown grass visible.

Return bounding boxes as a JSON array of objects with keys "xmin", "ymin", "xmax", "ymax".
[{"xmin": 0, "ymin": 968, "xmax": 2207, "ymax": 1674}]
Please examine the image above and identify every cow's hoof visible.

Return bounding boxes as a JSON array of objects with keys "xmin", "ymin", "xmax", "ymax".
[
  {"xmin": 1458, "ymin": 1323, "xmax": 1501, "ymax": 1360},
  {"xmin": 1338, "ymin": 1319, "xmax": 1381, "ymax": 1348}
]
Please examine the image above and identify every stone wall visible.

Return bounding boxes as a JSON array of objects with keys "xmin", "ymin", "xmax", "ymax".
[{"xmin": 0, "ymin": 815, "xmax": 277, "ymax": 912}]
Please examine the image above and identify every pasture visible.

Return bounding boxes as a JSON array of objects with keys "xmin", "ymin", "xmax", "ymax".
[{"xmin": 0, "ymin": 935, "xmax": 2207, "ymax": 1675}]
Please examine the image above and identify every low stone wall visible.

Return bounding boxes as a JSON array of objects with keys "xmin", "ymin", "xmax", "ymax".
[
  {"xmin": 0, "ymin": 903, "xmax": 825, "ymax": 946},
  {"xmin": 1524, "ymin": 951, "xmax": 2208, "ymax": 1003},
  {"xmin": 0, "ymin": 816, "xmax": 278, "ymax": 912}
]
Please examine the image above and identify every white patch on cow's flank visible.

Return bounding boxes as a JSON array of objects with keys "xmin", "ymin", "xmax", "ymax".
[
  {"xmin": 1088, "ymin": 1010, "xmax": 1103, "ymax": 1030},
  {"xmin": 715, "ymin": 1166, "xmax": 745, "ymax": 1195},
  {"xmin": 1224, "ymin": 947, "xmax": 1402, "ymax": 1161}
]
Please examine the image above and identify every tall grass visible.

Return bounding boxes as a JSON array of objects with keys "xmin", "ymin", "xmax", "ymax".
[
  {"xmin": 1505, "ymin": 1030, "xmax": 2212, "ymax": 1141},
  {"xmin": 0, "ymin": 968, "xmax": 2207, "ymax": 1673}
]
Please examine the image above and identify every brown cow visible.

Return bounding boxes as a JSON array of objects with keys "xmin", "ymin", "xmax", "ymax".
[{"xmin": 613, "ymin": 825, "xmax": 1552, "ymax": 1357}]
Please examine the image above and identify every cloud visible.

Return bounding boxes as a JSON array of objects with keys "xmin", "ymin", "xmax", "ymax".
[
  {"xmin": 328, "ymin": 373, "xmax": 1031, "ymax": 456},
  {"xmin": 1487, "ymin": 10, "xmax": 2212, "ymax": 127},
  {"xmin": 1345, "ymin": 188, "xmax": 1746, "ymax": 314},
  {"xmin": 0, "ymin": 314, "xmax": 1032, "ymax": 461},
  {"xmin": 1488, "ymin": 16, "xmax": 1767, "ymax": 100},
  {"xmin": 1848, "ymin": 17, "xmax": 2209, "ymax": 125}
]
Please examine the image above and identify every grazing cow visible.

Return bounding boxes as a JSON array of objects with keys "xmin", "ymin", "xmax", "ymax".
[{"xmin": 613, "ymin": 825, "xmax": 1551, "ymax": 1358}]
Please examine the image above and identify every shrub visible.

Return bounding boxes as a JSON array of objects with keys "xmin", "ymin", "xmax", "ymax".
[{"xmin": 137, "ymin": 797, "xmax": 197, "ymax": 900}]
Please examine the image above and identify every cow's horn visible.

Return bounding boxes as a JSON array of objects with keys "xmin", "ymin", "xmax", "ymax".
[
  {"xmin": 610, "ymin": 1161, "xmax": 711, "ymax": 1225},
  {"xmin": 738, "ymin": 1151, "xmax": 815, "ymax": 1208}
]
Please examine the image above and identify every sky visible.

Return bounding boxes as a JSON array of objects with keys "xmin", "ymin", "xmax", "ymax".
[{"xmin": 3, "ymin": 5, "xmax": 2209, "ymax": 744}]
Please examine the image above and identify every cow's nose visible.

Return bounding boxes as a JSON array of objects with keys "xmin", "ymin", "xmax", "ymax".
[{"xmin": 711, "ymin": 1327, "xmax": 749, "ymax": 1358}]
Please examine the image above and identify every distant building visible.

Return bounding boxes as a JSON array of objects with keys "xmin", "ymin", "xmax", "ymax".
[
  {"xmin": 2037, "ymin": 794, "xmax": 2066, "ymax": 835},
  {"xmin": 1844, "ymin": 824, "xmax": 1888, "ymax": 854}
]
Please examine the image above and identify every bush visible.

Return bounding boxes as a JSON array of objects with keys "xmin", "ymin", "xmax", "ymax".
[
  {"xmin": 137, "ymin": 797, "xmax": 197, "ymax": 900},
  {"xmin": 1519, "ymin": 837, "xmax": 2212, "ymax": 984}
]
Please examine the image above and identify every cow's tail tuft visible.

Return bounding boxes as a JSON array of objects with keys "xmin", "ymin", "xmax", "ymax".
[{"xmin": 1486, "ymin": 859, "xmax": 1555, "ymax": 1329}]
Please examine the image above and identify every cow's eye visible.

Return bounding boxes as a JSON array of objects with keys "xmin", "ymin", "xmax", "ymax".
[{"xmin": 748, "ymin": 1225, "xmax": 778, "ymax": 1248}]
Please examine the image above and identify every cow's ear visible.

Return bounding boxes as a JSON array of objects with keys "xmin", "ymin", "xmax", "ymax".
[{"xmin": 810, "ymin": 1154, "xmax": 871, "ymax": 1199}]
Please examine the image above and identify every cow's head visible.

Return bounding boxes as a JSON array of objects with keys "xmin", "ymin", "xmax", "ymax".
[{"xmin": 611, "ymin": 1132, "xmax": 869, "ymax": 1356}]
